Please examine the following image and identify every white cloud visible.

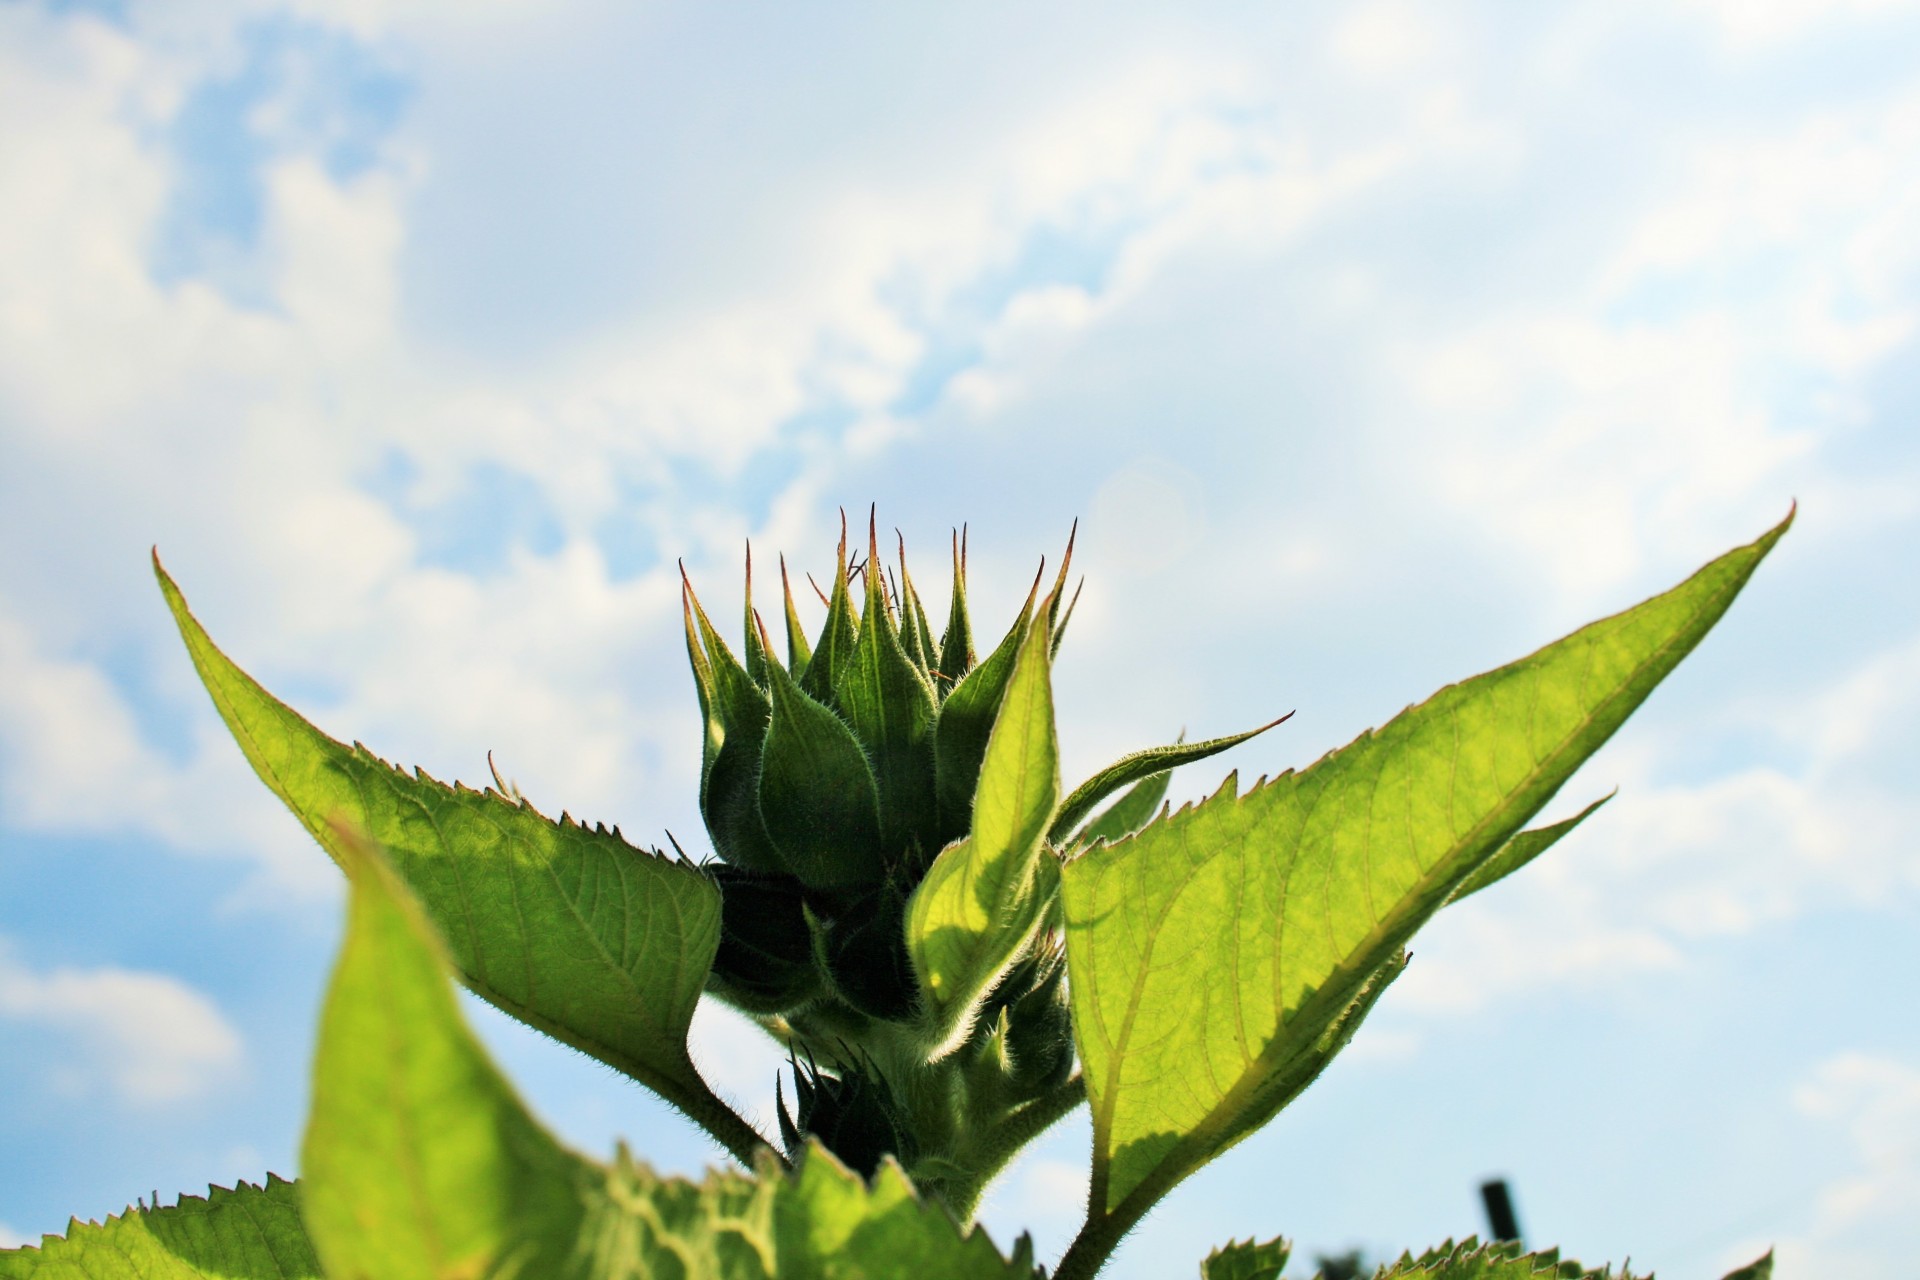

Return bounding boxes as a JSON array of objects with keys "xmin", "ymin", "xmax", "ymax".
[
  {"xmin": 0, "ymin": 1222, "xmax": 26, "ymax": 1249},
  {"xmin": 1395, "ymin": 632, "xmax": 1920, "ymax": 1018},
  {"xmin": 0, "ymin": 608, "xmax": 328, "ymax": 896},
  {"xmin": 1719, "ymin": 1053, "xmax": 1920, "ymax": 1279},
  {"xmin": 0, "ymin": 942, "xmax": 244, "ymax": 1106},
  {"xmin": 1680, "ymin": 0, "xmax": 1920, "ymax": 50}
]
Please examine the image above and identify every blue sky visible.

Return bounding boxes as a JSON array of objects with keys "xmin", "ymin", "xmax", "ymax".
[{"xmin": 2, "ymin": 2, "xmax": 1918, "ymax": 1275}]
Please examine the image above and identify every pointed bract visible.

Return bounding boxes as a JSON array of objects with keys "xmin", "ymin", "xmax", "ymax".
[
  {"xmin": 758, "ymin": 612, "xmax": 888, "ymax": 894},
  {"xmin": 834, "ymin": 513, "xmax": 940, "ymax": 863}
]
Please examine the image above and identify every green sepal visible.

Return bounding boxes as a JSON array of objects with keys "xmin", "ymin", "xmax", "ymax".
[
  {"xmin": 834, "ymin": 516, "xmax": 940, "ymax": 862},
  {"xmin": 744, "ymin": 543, "xmax": 773, "ymax": 686},
  {"xmin": 811, "ymin": 884, "xmax": 920, "ymax": 1023},
  {"xmin": 1449, "ymin": 792, "xmax": 1613, "ymax": 903},
  {"xmin": 909, "ymin": 604, "xmax": 1062, "ymax": 1058},
  {"xmin": 0, "ymin": 1178, "xmax": 318, "ymax": 1279},
  {"xmin": 999, "ymin": 938, "xmax": 1074, "ymax": 1092},
  {"xmin": 1050, "ymin": 577, "xmax": 1083, "ymax": 660},
  {"xmin": 1050, "ymin": 715, "xmax": 1292, "ymax": 845},
  {"xmin": 1200, "ymin": 1235, "xmax": 1291, "ymax": 1280},
  {"xmin": 938, "ymin": 526, "xmax": 976, "ymax": 687},
  {"xmin": 781, "ymin": 554, "xmax": 815, "ymax": 682},
  {"xmin": 801, "ymin": 517, "xmax": 861, "ymax": 708},
  {"xmin": 685, "ymin": 569, "xmax": 784, "ymax": 872},
  {"xmin": 707, "ymin": 864, "xmax": 823, "ymax": 1016},
  {"xmin": 1073, "ymin": 769, "xmax": 1174, "ymax": 849},
  {"xmin": 758, "ymin": 614, "xmax": 888, "ymax": 893},
  {"xmin": 779, "ymin": 1051, "xmax": 916, "ymax": 1178},
  {"xmin": 896, "ymin": 533, "xmax": 938, "ymax": 674},
  {"xmin": 933, "ymin": 566, "xmax": 1041, "ymax": 839}
]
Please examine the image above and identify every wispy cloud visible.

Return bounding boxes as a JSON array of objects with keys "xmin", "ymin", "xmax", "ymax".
[{"xmin": 0, "ymin": 941, "xmax": 244, "ymax": 1106}]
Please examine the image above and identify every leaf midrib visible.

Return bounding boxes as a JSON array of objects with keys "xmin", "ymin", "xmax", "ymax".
[{"xmin": 1089, "ymin": 568, "xmax": 1741, "ymax": 1216}]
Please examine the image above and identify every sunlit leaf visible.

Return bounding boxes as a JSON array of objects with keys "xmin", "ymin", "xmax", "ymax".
[{"xmin": 1062, "ymin": 514, "xmax": 1791, "ymax": 1218}]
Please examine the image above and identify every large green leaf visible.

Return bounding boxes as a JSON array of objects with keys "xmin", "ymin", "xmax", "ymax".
[
  {"xmin": 303, "ymin": 827, "xmax": 591, "ymax": 1278},
  {"xmin": 1061, "ymin": 514, "xmax": 1791, "ymax": 1220},
  {"xmin": 909, "ymin": 604, "xmax": 1060, "ymax": 1057},
  {"xmin": 1200, "ymin": 1235, "xmax": 1290, "ymax": 1280},
  {"xmin": 0, "ymin": 1178, "xmax": 318, "ymax": 1278},
  {"xmin": 154, "ymin": 557, "xmax": 748, "ymax": 1155},
  {"xmin": 308, "ymin": 829, "xmax": 1036, "ymax": 1280}
]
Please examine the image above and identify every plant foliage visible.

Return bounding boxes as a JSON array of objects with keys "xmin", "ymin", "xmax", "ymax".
[{"xmin": 4, "ymin": 510, "xmax": 1792, "ymax": 1279}]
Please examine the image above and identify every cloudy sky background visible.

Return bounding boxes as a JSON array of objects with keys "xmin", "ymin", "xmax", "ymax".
[{"xmin": 2, "ymin": 1, "xmax": 1918, "ymax": 1275}]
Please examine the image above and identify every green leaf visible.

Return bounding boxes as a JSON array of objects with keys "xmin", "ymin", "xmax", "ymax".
[
  {"xmin": 934, "ymin": 568, "xmax": 1041, "ymax": 836},
  {"xmin": 1449, "ymin": 792, "xmax": 1613, "ymax": 903},
  {"xmin": 1200, "ymin": 1235, "xmax": 1291, "ymax": 1280},
  {"xmin": 759, "ymin": 621, "xmax": 887, "ymax": 892},
  {"xmin": 155, "ymin": 557, "xmax": 741, "ymax": 1149},
  {"xmin": 1371, "ymin": 1238, "xmax": 1645, "ymax": 1278},
  {"xmin": 835, "ymin": 517, "xmax": 940, "ymax": 859},
  {"xmin": 1061, "ymin": 513, "xmax": 1791, "ymax": 1219},
  {"xmin": 909, "ymin": 605, "xmax": 1061, "ymax": 1057},
  {"xmin": 303, "ymin": 827, "xmax": 592, "ymax": 1279},
  {"xmin": 775, "ymin": 1149, "xmax": 1038, "ymax": 1279},
  {"xmin": 307, "ymin": 832, "xmax": 1033, "ymax": 1279},
  {"xmin": 1719, "ymin": 1250, "xmax": 1774, "ymax": 1280},
  {"xmin": 1049, "ymin": 715, "xmax": 1292, "ymax": 845},
  {"xmin": 0, "ymin": 1178, "xmax": 318, "ymax": 1278}
]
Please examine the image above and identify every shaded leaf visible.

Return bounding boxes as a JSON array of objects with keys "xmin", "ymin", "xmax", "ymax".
[
  {"xmin": 156, "ymin": 558, "xmax": 733, "ymax": 1137},
  {"xmin": 306, "ymin": 830, "xmax": 1033, "ymax": 1279},
  {"xmin": 0, "ymin": 1178, "xmax": 318, "ymax": 1279},
  {"xmin": 1062, "ymin": 514, "xmax": 1791, "ymax": 1217},
  {"xmin": 303, "ymin": 828, "xmax": 590, "ymax": 1279}
]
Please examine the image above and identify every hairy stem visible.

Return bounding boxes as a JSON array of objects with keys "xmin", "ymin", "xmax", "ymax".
[
  {"xmin": 678, "ymin": 1074, "xmax": 782, "ymax": 1171},
  {"xmin": 941, "ymin": 1073, "xmax": 1087, "ymax": 1222}
]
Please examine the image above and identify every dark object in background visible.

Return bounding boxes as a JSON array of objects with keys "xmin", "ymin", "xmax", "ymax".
[
  {"xmin": 1314, "ymin": 1250, "xmax": 1367, "ymax": 1280},
  {"xmin": 1480, "ymin": 1178, "xmax": 1522, "ymax": 1244}
]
